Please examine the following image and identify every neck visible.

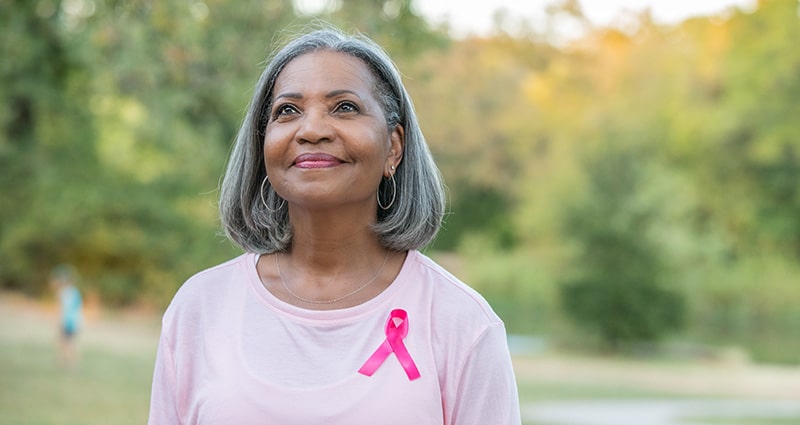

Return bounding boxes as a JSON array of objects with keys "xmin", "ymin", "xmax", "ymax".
[
  {"xmin": 258, "ymin": 202, "xmax": 405, "ymax": 309},
  {"xmin": 276, "ymin": 249, "xmax": 390, "ymax": 305},
  {"xmin": 286, "ymin": 204, "xmax": 383, "ymax": 269}
]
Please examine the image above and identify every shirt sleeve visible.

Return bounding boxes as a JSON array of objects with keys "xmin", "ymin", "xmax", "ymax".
[
  {"xmin": 448, "ymin": 322, "xmax": 521, "ymax": 425},
  {"xmin": 148, "ymin": 332, "xmax": 181, "ymax": 425}
]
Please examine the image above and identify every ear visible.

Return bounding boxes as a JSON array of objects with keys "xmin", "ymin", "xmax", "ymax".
[{"xmin": 385, "ymin": 124, "xmax": 404, "ymax": 177}]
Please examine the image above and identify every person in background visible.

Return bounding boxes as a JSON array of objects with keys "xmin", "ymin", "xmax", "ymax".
[
  {"xmin": 148, "ymin": 24, "xmax": 521, "ymax": 425},
  {"xmin": 50, "ymin": 264, "xmax": 82, "ymax": 369}
]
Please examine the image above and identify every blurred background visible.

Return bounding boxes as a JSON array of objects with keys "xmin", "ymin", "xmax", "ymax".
[{"xmin": 1, "ymin": 0, "xmax": 799, "ymax": 424}]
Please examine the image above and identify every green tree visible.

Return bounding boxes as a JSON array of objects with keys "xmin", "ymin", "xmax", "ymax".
[
  {"xmin": 0, "ymin": 0, "xmax": 98, "ymax": 290},
  {"xmin": 323, "ymin": 0, "xmax": 448, "ymax": 59},
  {"xmin": 559, "ymin": 145, "xmax": 686, "ymax": 347},
  {"xmin": 712, "ymin": 0, "xmax": 800, "ymax": 257}
]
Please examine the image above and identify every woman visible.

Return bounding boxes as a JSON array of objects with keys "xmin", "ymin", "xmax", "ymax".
[{"xmin": 148, "ymin": 26, "xmax": 520, "ymax": 425}]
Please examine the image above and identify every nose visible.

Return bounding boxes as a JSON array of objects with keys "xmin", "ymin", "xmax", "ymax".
[{"xmin": 296, "ymin": 108, "xmax": 335, "ymax": 144}]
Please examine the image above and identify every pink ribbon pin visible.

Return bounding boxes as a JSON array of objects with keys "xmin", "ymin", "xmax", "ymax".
[{"xmin": 358, "ymin": 309, "xmax": 421, "ymax": 381}]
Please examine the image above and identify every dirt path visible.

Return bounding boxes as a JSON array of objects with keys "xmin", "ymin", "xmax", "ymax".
[
  {"xmin": 523, "ymin": 399, "xmax": 800, "ymax": 425},
  {"xmin": 513, "ymin": 354, "xmax": 800, "ymax": 401},
  {"xmin": 515, "ymin": 352, "xmax": 800, "ymax": 424}
]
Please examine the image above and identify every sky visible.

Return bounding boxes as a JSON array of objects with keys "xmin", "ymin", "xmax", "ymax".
[
  {"xmin": 413, "ymin": 0, "xmax": 758, "ymax": 37},
  {"xmin": 296, "ymin": 0, "xmax": 759, "ymax": 38}
]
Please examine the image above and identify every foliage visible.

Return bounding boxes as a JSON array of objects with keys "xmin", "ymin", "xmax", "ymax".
[
  {"xmin": 558, "ymin": 145, "xmax": 687, "ymax": 346},
  {"xmin": 456, "ymin": 238, "xmax": 558, "ymax": 335},
  {"xmin": 0, "ymin": 0, "xmax": 443, "ymax": 306},
  {"xmin": 0, "ymin": 0, "xmax": 798, "ymax": 360}
]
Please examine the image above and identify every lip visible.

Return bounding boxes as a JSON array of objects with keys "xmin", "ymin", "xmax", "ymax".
[{"xmin": 293, "ymin": 153, "xmax": 344, "ymax": 169}]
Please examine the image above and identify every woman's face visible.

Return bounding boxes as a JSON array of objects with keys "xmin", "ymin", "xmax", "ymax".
[{"xmin": 263, "ymin": 50, "xmax": 403, "ymax": 211}]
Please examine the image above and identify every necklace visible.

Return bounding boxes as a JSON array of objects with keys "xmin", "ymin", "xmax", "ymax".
[{"xmin": 275, "ymin": 250, "xmax": 390, "ymax": 305}]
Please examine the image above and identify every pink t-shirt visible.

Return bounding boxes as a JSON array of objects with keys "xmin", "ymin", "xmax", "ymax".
[{"xmin": 148, "ymin": 250, "xmax": 521, "ymax": 425}]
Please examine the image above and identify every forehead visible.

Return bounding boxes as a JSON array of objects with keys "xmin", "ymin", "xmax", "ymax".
[{"xmin": 273, "ymin": 50, "xmax": 377, "ymax": 95}]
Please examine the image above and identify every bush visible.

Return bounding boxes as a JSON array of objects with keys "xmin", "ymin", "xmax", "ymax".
[{"xmin": 558, "ymin": 145, "xmax": 687, "ymax": 347}]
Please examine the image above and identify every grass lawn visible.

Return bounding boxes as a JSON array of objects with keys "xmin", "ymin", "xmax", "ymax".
[
  {"xmin": 0, "ymin": 293, "xmax": 158, "ymax": 425},
  {"xmin": 0, "ymin": 341, "xmax": 155, "ymax": 425}
]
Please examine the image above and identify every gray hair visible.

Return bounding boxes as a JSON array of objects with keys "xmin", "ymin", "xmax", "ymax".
[{"xmin": 219, "ymin": 25, "xmax": 445, "ymax": 253}]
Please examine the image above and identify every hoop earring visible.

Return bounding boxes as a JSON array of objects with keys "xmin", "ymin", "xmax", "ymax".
[
  {"xmin": 377, "ymin": 171, "xmax": 396, "ymax": 210},
  {"xmin": 260, "ymin": 176, "xmax": 285, "ymax": 213}
]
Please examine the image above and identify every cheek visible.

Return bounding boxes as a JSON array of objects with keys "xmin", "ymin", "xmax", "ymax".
[
  {"xmin": 262, "ymin": 128, "xmax": 290, "ymax": 165},
  {"xmin": 354, "ymin": 125, "xmax": 392, "ymax": 157}
]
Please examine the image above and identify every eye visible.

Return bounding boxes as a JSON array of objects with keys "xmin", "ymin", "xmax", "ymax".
[
  {"xmin": 334, "ymin": 101, "xmax": 359, "ymax": 113},
  {"xmin": 272, "ymin": 103, "xmax": 299, "ymax": 120}
]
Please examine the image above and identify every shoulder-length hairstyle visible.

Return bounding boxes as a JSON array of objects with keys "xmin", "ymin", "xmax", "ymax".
[{"xmin": 219, "ymin": 25, "xmax": 445, "ymax": 254}]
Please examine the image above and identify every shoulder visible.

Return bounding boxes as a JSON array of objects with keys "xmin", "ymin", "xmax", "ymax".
[
  {"xmin": 162, "ymin": 253, "xmax": 251, "ymax": 325},
  {"xmin": 407, "ymin": 250, "xmax": 503, "ymax": 330},
  {"xmin": 404, "ymin": 252, "xmax": 513, "ymax": 387}
]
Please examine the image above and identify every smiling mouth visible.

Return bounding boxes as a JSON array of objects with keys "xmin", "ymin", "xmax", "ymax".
[{"xmin": 293, "ymin": 153, "xmax": 343, "ymax": 169}]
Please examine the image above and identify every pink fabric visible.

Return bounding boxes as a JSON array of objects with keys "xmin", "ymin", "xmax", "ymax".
[{"xmin": 148, "ymin": 250, "xmax": 520, "ymax": 425}]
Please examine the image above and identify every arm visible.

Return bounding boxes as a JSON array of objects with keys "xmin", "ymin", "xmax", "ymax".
[
  {"xmin": 448, "ymin": 323, "xmax": 521, "ymax": 425},
  {"xmin": 148, "ymin": 332, "xmax": 181, "ymax": 425}
]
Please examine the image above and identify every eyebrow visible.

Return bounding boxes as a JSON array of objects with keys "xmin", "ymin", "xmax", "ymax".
[
  {"xmin": 326, "ymin": 89, "xmax": 361, "ymax": 99},
  {"xmin": 273, "ymin": 92, "xmax": 302, "ymax": 101},
  {"xmin": 273, "ymin": 89, "xmax": 362, "ymax": 101}
]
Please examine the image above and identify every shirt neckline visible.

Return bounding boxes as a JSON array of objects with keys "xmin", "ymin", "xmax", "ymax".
[{"xmin": 243, "ymin": 250, "xmax": 418, "ymax": 324}]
